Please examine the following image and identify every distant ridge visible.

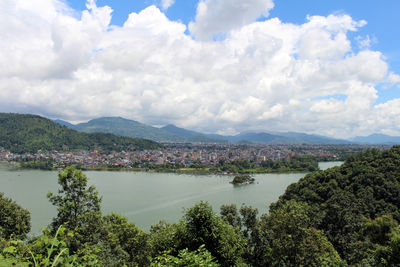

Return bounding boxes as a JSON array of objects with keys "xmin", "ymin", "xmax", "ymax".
[
  {"xmin": 351, "ymin": 134, "xmax": 400, "ymax": 145},
  {"xmin": 53, "ymin": 119, "xmax": 74, "ymax": 128},
  {"xmin": 71, "ymin": 117, "xmax": 183, "ymax": 142},
  {"xmin": 161, "ymin": 124, "xmax": 224, "ymax": 143},
  {"xmin": 272, "ymin": 132, "xmax": 350, "ymax": 145},
  {"xmin": 51, "ymin": 116, "xmax": 397, "ymax": 145}
]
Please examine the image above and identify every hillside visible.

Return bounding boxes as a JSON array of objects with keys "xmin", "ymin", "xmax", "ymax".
[
  {"xmin": 0, "ymin": 113, "xmax": 161, "ymax": 153},
  {"xmin": 275, "ymin": 132, "xmax": 350, "ymax": 144},
  {"xmin": 272, "ymin": 145, "xmax": 400, "ymax": 264},
  {"xmin": 161, "ymin": 124, "xmax": 224, "ymax": 143},
  {"xmin": 72, "ymin": 117, "xmax": 183, "ymax": 142}
]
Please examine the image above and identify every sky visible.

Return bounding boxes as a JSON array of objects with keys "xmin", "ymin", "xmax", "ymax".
[{"xmin": 1, "ymin": 0, "xmax": 400, "ymax": 138}]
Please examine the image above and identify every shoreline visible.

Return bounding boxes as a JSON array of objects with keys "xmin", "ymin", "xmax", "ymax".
[{"xmin": 6, "ymin": 162, "xmax": 318, "ymax": 175}]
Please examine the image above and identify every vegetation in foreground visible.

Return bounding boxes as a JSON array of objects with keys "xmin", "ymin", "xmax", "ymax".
[{"xmin": 1, "ymin": 146, "xmax": 400, "ymax": 266}]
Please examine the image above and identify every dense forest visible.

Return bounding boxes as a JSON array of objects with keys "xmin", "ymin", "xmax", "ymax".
[
  {"xmin": 0, "ymin": 113, "xmax": 162, "ymax": 153},
  {"xmin": 1, "ymin": 147, "xmax": 400, "ymax": 266}
]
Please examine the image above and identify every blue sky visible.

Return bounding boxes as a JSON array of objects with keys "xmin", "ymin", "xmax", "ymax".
[{"xmin": 1, "ymin": 0, "xmax": 400, "ymax": 137}]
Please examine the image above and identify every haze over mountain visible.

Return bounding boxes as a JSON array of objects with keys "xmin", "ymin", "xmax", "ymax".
[
  {"xmin": 54, "ymin": 116, "xmax": 364, "ymax": 145},
  {"xmin": 350, "ymin": 134, "xmax": 400, "ymax": 145}
]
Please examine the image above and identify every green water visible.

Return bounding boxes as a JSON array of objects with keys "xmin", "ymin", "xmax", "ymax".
[{"xmin": 0, "ymin": 162, "xmax": 342, "ymax": 233}]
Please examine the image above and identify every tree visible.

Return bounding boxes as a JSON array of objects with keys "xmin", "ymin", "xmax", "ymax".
[
  {"xmin": 100, "ymin": 213, "xmax": 150, "ymax": 266},
  {"xmin": 220, "ymin": 204, "xmax": 241, "ymax": 229},
  {"xmin": 253, "ymin": 200, "xmax": 343, "ymax": 266},
  {"xmin": 151, "ymin": 245, "xmax": 219, "ymax": 267},
  {"xmin": 0, "ymin": 192, "xmax": 31, "ymax": 240},
  {"xmin": 239, "ymin": 206, "xmax": 258, "ymax": 239},
  {"xmin": 47, "ymin": 167, "xmax": 102, "ymax": 249},
  {"xmin": 183, "ymin": 201, "xmax": 246, "ymax": 267},
  {"xmin": 148, "ymin": 220, "xmax": 187, "ymax": 259}
]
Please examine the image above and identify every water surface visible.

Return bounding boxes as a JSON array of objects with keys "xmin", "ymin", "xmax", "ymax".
[{"xmin": 0, "ymin": 162, "xmax": 342, "ymax": 233}]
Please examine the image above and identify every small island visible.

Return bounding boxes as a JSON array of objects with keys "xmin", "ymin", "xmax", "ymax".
[{"xmin": 230, "ymin": 174, "xmax": 255, "ymax": 185}]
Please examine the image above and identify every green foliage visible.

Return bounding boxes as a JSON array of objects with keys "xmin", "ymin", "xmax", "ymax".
[
  {"xmin": 260, "ymin": 155, "xmax": 319, "ymax": 172},
  {"xmin": 0, "ymin": 226, "xmax": 96, "ymax": 267},
  {"xmin": 0, "ymin": 113, "xmax": 162, "ymax": 153},
  {"xmin": 182, "ymin": 202, "xmax": 246, "ymax": 267},
  {"xmin": 148, "ymin": 220, "xmax": 187, "ymax": 259},
  {"xmin": 231, "ymin": 174, "xmax": 255, "ymax": 185},
  {"xmin": 99, "ymin": 213, "xmax": 150, "ymax": 266},
  {"xmin": 151, "ymin": 245, "xmax": 220, "ymax": 267},
  {"xmin": 212, "ymin": 156, "xmax": 319, "ymax": 174},
  {"xmin": 220, "ymin": 204, "xmax": 241, "ymax": 229},
  {"xmin": 239, "ymin": 206, "xmax": 258, "ymax": 240},
  {"xmin": 272, "ymin": 146, "xmax": 400, "ymax": 264},
  {"xmin": 150, "ymin": 202, "xmax": 246, "ymax": 267},
  {"xmin": 254, "ymin": 201, "xmax": 343, "ymax": 266},
  {"xmin": 47, "ymin": 167, "xmax": 102, "ymax": 250},
  {"xmin": 373, "ymin": 230, "xmax": 400, "ymax": 266},
  {"xmin": 0, "ymin": 193, "xmax": 31, "ymax": 240},
  {"xmin": 19, "ymin": 158, "xmax": 54, "ymax": 170}
]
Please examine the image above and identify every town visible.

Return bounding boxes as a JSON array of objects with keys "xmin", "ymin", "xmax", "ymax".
[{"xmin": 0, "ymin": 143, "xmax": 388, "ymax": 170}]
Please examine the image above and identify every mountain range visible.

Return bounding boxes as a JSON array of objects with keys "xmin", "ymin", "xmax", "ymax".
[
  {"xmin": 53, "ymin": 116, "xmax": 400, "ymax": 145},
  {"xmin": 350, "ymin": 134, "xmax": 400, "ymax": 145}
]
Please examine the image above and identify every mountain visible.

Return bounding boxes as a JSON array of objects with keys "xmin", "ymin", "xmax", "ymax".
[
  {"xmin": 351, "ymin": 133, "xmax": 400, "ymax": 144},
  {"xmin": 274, "ymin": 132, "xmax": 350, "ymax": 144},
  {"xmin": 53, "ymin": 119, "xmax": 74, "ymax": 128},
  {"xmin": 161, "ymin": 124, "xmax": 224, "ymax": 143},
  {"xmin": 72, "ymin": 117, "xmax": 183, "ymax": 142},
  {"xmin": 228, "ymin": 132, "xmax": 291, "ymax": 143},
  {"xmin": 54, "ymin": 116, "xmax": 351, "ymax": 144},
  {"xmin": 0, "ymin": 113, "xmax": 161, "ymax": 153},
  {"xmin": 206, "ymin": 131, "xmax": 348, "ymax": 144}
]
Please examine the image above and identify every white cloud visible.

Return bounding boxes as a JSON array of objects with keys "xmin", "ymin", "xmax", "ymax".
[
  {"xmin": 388, "ymin": 72, "xmax": 400, "ymax": 88},
  {"xmin": 355, "ymin": 34, "xmax": 376, "ymax": 49},
  {"xmin": 0, "ymin": 0, "xmax": 399, "ymax": 138},
  {"xmin": 189, "ymin": 0, "xmax": 274, "ymax": 40},
  {"xmin": 160, "ymin": 0, "xmax": 175, "ymax": 10}
]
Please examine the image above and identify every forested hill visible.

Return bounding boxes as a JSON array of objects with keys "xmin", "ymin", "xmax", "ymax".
[
  {"xmin": 0, "ymin": 113, "xmax": 162, "ymax": 153},
  {"xmin": 272, "ymin": 145, "xmax": 400, "ymax": 264},
  {"xmin": 72, "ymin": 117, "xmax": 184, "ymax": 142}
]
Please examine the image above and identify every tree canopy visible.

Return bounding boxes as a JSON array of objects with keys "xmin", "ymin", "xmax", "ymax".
[{"xmin": 0, "ymin": 193, "xmax": 30, "ymax": 240}]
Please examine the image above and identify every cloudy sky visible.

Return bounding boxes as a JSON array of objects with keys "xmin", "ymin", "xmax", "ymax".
[{"xmin": 1, "ymin": 0, "xmax": 399, "ymax": 138}]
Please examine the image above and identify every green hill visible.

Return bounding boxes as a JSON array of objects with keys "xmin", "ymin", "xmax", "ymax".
[
  {"xmin": 272, "ymin": 146, "xmax": 400, "ymax": 264},
  {"xmin": 72, "ymin": 117, "xmax": 184, "ymax": 142},
  {"xmin": 0, "ymin": 113, "xmax": 162, "ymax": 153}
]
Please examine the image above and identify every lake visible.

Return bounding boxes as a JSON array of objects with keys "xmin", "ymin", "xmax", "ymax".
[{"xmin": 0, "ymin": 162, "xmax": 342, "ymax": 233}]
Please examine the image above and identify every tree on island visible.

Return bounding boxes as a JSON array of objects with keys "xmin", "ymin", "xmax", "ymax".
[{"xmin": 231, "ymin": 174, "xmax": 255, "ymax": 185}]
